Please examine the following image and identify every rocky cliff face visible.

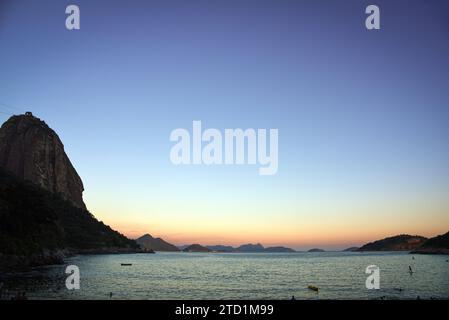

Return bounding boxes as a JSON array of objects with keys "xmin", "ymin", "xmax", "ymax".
[{"xmin": 0, "ymin": 113, "xmax": 86, "ymax": 209}]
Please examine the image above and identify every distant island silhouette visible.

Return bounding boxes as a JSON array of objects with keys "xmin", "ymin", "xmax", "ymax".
[
  {"xmin": 308, "ymin": 248, "xmax": 325, "ymax": 252},
  {"xmin": 183, "ymin": 244, "xmax": 212, "ymax": 253},
  {"xmin": 136, "ymin": 234, "xmax": 180, "ymax": 252}
]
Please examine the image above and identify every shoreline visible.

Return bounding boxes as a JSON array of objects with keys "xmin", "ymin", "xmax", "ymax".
[{"xmin": 0, "ymin": 248, "xmax": 155, "ymax": 273}]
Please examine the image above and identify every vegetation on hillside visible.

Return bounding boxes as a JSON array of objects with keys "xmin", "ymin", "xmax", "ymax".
[{"xmin": 0, "ymin": 167, "xmax": 139, "ymax": 257}]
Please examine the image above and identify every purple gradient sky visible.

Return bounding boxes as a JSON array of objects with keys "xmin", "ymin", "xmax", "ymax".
[{"xmin": 0, "ymin": 0, "xmax": 448, "ymax": 249}]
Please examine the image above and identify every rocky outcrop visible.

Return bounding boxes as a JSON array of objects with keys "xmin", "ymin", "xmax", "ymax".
[
  {"xmin": 0, "ymin": 114, "xmax": 143, "ymax": 271},
  {"xmin": 0, "ymin": 250, "xmax": 67, "ymax": 271},
  {"xmin": 0, "ymin": 113, "xmax": 86, "ymax": 209}
]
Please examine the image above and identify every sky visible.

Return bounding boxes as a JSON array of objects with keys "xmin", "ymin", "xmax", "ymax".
[{"xmin": 1, "ymin": 0, "xmax": 449, "ymax": 250}]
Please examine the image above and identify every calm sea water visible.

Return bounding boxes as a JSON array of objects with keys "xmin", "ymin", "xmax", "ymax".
[{"xmin": 1, "ymin": 252, "xmax": 448, "ymax": 300}]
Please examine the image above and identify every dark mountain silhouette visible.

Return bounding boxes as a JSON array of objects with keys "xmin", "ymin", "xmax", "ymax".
[
  {"xmin": 205, "ymin": 244, "xmax": 295, "ymax": 253},
  {"xmin": 236, "ymin": 243, "xmax": 265, "ymax": 252},
  {"xmin": 342, "ymin": 247, "xmax": 359, "ymax": 252},
  {"xmin": 357, "ymin": 234, "xmax": 427, "ymax": 252},
  {"xmin": 136, "ymin": 234, "xmax": 179, "ymax": 252},
  {"xmin": 183, "ymin": 244, "xmax": 211, "ymax": 252},
  {"xmin": 206, "ymin": 245, "xmax": 235, "ymax": 252},
  {"xmin": 411, "ymin": 232, "xmax": 449, "ymax": 254},
  {"xmin": 0, "ymin": 114, "xmax": 141, "ymax": 271},
  {"xmin": 422, "ymin": 232, "xmax": 449, "ymax": 248},
  {"xmin": 264, "ymin": 246, "xmax": 295, "ymax": 252},
  {"xmin": 308, "ymin": 248, "xmax": 325, "ymax": 252}
]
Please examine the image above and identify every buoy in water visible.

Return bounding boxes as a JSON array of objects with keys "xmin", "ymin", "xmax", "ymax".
[{"xmin": 308, "ymin": 285, "xmax": 319, "ymax": 292}]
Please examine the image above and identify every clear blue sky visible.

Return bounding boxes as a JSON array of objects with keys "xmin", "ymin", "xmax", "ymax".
[{"xmin": 1, "ymin": 0, "xmax": 449, "ymax": 249}]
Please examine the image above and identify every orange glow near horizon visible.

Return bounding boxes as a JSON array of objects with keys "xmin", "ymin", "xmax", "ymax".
[
  {"xmin": 86, "ymin": 186, "xmax": 449, "ymax": 250},
  {"xmin": 102, "ymin": 216, "xmax": 449, "ymax": 250}
]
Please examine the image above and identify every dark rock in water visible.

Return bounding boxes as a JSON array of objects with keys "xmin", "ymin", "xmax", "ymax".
[
  {"xmin": 0, "ymin": 250, "xmax": 67, "ymax": 271},
  {"xmin": 0, "ymin": 114, "xmax": 86, "ymax": 209},
  {"xmin": 136, "ymin": 234, "xmax": 179, "ymax": 252},
  {"xmin": 308, "ymin": 248, "xmax": 325, "ymax": 252},
  {"xmin": 182, "ymin": 244, "xmax": 211, "ymax": 252},
  {"xmin": 357, "ymin": 234, "xmax": 428, "ymax": 252}
]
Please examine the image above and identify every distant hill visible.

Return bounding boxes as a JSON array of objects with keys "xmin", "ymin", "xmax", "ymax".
[
  {"xmin": 236, "ymin": 243, "xmax": 265, "ymax": 252},
  {"xmin": 357, "ymin": 234, "xmax": 427, "ymax": 252},
  {"xmin": 411, "ymin": 232, "xmax": 449, "ymax": 254},
  {"xmin": 183, "ymin": 244, "xmax": 211, "ymax": 252},
  {"xmin": 206, "ymin": 245, "xmax": 235, "ymax": 252},
  {"xmin": 308, "ymin": 248, "xmax": 325, "ymax": 252},
  {"xmin": 342, "ymin": 247, "xmax": 359, "ymax": 252},
  {"xmin": 136, "ymin": 234, "xmax": 179, "ymax": 252},
  {"xmin": 194, "ymin": 243, "xmax": 296, "ymax": 253},
  {"xmin": 265, "ymin": 246, "xmax": 296, "ymax": 253}
]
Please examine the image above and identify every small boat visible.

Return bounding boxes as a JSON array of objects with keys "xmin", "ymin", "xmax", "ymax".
[
  {"xmin": 308, "ymin": 285, "xmax": 319, "ymax": 292},
  {"xmin": 121, "ymin": 263, "xmax": 132, "ymax": 266}
]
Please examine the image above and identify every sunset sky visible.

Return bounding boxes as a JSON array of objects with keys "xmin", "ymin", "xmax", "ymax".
[{"xmin": 1, "ymin": 0, "xmax": 449, "ymax": 250}]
